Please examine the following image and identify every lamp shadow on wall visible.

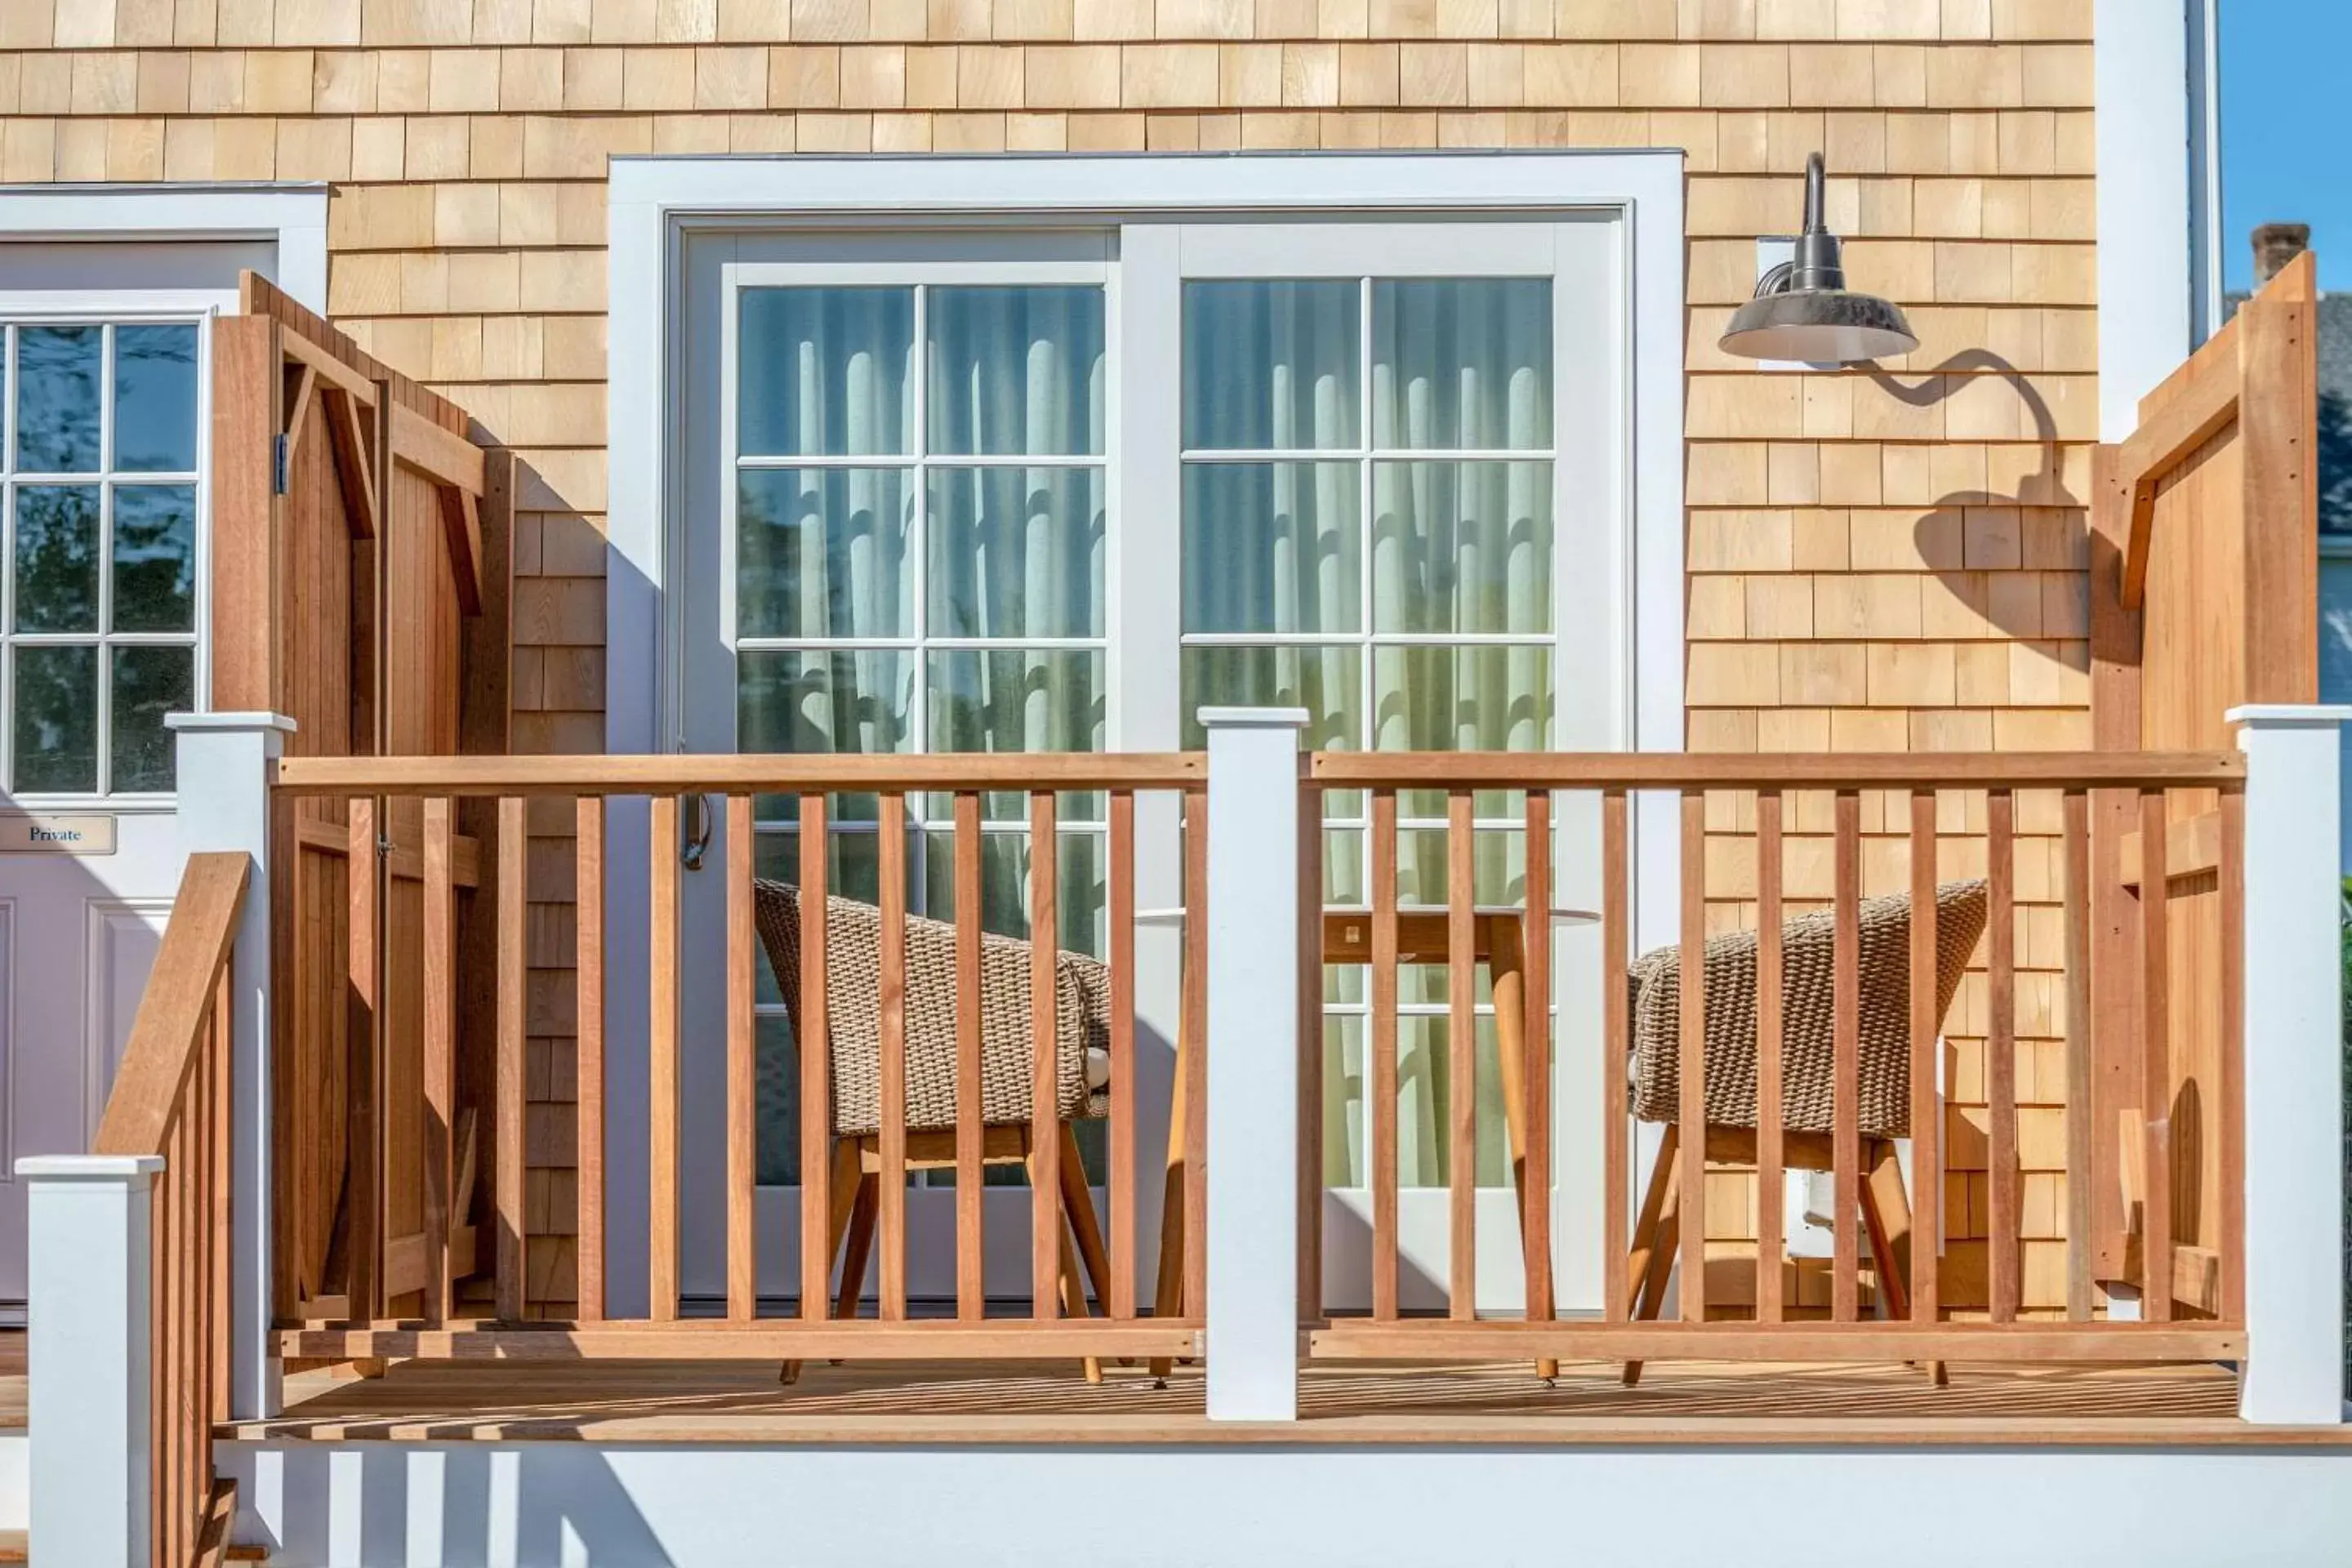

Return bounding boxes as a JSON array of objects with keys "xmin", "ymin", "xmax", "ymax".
[{"xmin": 1864, "ymin": 350, "xmax": 2086, "ymax": 673}]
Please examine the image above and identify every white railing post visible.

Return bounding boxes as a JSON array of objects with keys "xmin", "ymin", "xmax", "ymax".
[
  {"xmin": 2230, "ymin": 703, "xmax": 2350, "ymax": 1424},
  {"xmin": 17, "ymin": 1153, "xmax": 163, "ymax": 1566},
  {"xmin": 1200, "ymin": 706, "xmax": 1309, "ymax": 1421},
  {"xmin": 168, "ymin": 710, "xmax": 296, "ymax": 1421}
]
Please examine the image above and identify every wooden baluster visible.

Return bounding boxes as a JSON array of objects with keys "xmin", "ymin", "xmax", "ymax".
[
  {"xmin": 497, "ymin": 795, "xmax": 528, "ymax": 1322},
  {"xmin": 1371, "ymin": 787, "xmax": 1401, "ymax": 1322},
  {"xmin": 1297, "ymin": 784, "xmax": 1324, "ymax": 1326},
  {"xmin": 1028, "ymin": 791, "xmax": 1060, "ymax": 1321},
  {"xmin": 1677, "ymin": 791, "xmax": 1708, "ymax": 1325},
  {"xmin": 2063, "ymin": 788, "xmax": 2094, "ymax": 1321},
  {"xmin": 879, "ymin": 792, "xmax": 911, "ymax": 1321},
  {"xmin": 797, "ymin": 795, "xmax": 831, "ymax": 1322},
  {"xmin": 1989, "ymin": 789, "xmax": 2020, "ymax": 1324},
  {"xmin": 210, "ymin": 968, "xmax": 233, "ymax": 1406},
  {"xmin": 727, "ymin": 794, "xmax": 756, "ymax": 1323},
  {"xmin": 646, "ymin": 793, "xmax": 678, "ymax": 1323},
  {"xmin": 1756, "ymin": 790, "xmax": 1785, "ymax": 1323},
  {"xmin": 1831, "ymin": 788, "xmax": 1861, "ymax": 1325},
  {"xmin": 1909, "ymin": 788, "xmax": 1941, "ymax": 1323},
  {"xmin": 422, "ymin": 796, "xmax": 456, "ymax": 1325},
  {"xmin": 1183, "ymin": 786, "xmax": 1209, "ymax": 1319},
  {"xmin": 346, "ymin": 795, "xmax": 381, "ymax": 1322},
  {"xmin": 2218, "ymin": 785, "xmax": 2247, "ymax": 1324},
  {"xmin": 1110, "ymin": 789, "xmax": 1138, "ymax": 1321},
  {"xmin": 1520, "ymin": 790, "xmax": 1554, "ymax": 1332},
  {"xmin": 2140, "ymin": 788, "xmax": 2173, "ymax": 1322},
  {"xmin": 576, "ymin": 796, "xmax": 605, "ymax": 1321},
  {"xmin": 1601, "ymin": 789, "xmax": 1630, "ymax": 1322},
  {"xmin": 160, "ymin": 1107, "xmax": 182, "ymax": 1567},
  {"xmin": 955, "ymin": 791, "xmax": 986, "ymax": 1321},
  {"xmin": 1446, "ymin": 790, "xmax": 1477, "ymax": 1319}
]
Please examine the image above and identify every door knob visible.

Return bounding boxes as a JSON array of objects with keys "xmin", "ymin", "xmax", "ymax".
[{"xmin": 682, "ymin": 792, "xmax": 715, "ymax": 871}]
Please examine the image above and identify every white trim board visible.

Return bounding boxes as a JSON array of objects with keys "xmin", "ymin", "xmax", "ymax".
[
  {"xmin": 2094, "ymin": 0, "xmax": 2204, "ymax": 438},
  {"xmin": 0, "ymin": 184, "xmax": 327, "ymax": 315}
]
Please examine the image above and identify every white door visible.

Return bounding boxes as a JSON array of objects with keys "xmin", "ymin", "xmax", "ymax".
[
  {"xmin": 675, "ymin": 234, "xmax": 1125, "ymax": 1304},
  {"xmin": 660, "ymin": 215, "xmax": 1628, "ymax": 1316},
  {"xmin": 0, "ymin": 306, "xmax": 215, "ymax": 1305}
]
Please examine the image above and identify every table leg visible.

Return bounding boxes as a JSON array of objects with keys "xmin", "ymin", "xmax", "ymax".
[{"xmin": 1487, "ymin": 915, "xmax": 1557, "ymax": 1382}]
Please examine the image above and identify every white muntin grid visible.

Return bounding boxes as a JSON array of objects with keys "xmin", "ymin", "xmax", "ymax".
[
  {"xmin": 1174, "ymin": 276, "xmax": 1559, "ymax": 1187},
  {"xmin": 0, "ymin": 314, "xmax": 207, "ymax": 801},
  {"xmin": 722, "ymin": 275, "xmax": 1116, "ymax": 1070}
]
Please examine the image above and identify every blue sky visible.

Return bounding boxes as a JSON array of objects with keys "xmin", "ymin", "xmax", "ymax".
[{"xmin": 2221, "ymin": 1, "xmax": 2348, "ymax": 289}]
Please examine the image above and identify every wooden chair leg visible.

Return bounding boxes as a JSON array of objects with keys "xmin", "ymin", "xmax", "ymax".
[
  {"xmin": 1058, "ymin": 1123, "xmax": 1116, "ymax": 1314},
  {"xmin": 833, "ymin": 1172, "xmax": 880, "ymax": 1325},
  {"xmin": 1026, "ymin": 1142, "xmax": 1102, "ymax": 1383},
  {"xmin": 1148, "ymin": 1039, "xmax": 1192, "ymax": 1385},
  {"xmin": 782, "ymin": 1138, "xmax": 866, "ymax": 1386},
  {"xmin": 1860, "ymin": 1137, "xmax": 1943, "ymax": 1383},
  {"xmin": 1621, "ymin": 1123, "xmax": 1684, "ymax": 1388}
]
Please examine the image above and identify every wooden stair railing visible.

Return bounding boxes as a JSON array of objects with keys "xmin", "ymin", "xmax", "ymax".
[{"xmin": 93, "ymin": 852, "xmax": 250, "ymax": 1568}]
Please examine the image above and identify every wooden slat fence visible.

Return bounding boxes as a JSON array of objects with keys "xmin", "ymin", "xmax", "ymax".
[
  {"xmin": 270, "ymin": 753, "xmax": 1204, "ymax": 1365},
  {"xmin": 91, "ymin": 853, "xmax": 249, "ymax": 1568},
  {"xmin": 1303, "ymin": 751, "xmax": 2247, "ymax": 1366}
]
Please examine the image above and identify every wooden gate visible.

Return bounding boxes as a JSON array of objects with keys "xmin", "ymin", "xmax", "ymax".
[
  {"xmin": 2087, "ymin": 251, "xmax": 2319, "ymax": 1315},
  {"xmin": 212, "ymin": 275, "xmax": 511, "ymax": 1324}
]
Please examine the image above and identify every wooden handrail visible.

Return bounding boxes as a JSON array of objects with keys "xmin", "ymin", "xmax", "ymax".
[
  {"xmin": 1307, "ymin": 751, "xmax": 2245, "ymax": 791},
  {"xmin": 92, "ymin": 853, "xmax": 249, "ymax": 1158},
  {"xmin": 271, "ymin": 751, "xmax": 1207, "ymax": 795}
]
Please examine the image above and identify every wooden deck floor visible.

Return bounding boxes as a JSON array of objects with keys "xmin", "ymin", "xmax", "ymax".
[{"xmin": 227, "ymin": 1354, "xmax": 2346, "ymax": 1447}]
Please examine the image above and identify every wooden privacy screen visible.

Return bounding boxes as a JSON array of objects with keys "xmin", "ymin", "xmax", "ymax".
[
  {"xmin": 2087, "ymin": 252, "xmax": 2318, "ymax": 1304},
  {"xmin": 216, "ymin": 275, "xmax": 512, "ymax": 1326}
]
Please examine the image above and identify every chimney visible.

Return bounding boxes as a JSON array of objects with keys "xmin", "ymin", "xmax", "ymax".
[{"xmin": 2253, "ymin": 222, "xmax": 2310, "ymax": 287}]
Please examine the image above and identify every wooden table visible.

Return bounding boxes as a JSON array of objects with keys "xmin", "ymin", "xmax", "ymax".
[{"xmin": 1150, "ymin": 905, "xmax": 1593, "ymax": 1355}]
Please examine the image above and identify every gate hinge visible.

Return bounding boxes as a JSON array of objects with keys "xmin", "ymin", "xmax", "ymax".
[{"xmin": 272, "ymin": 433, "xmax": 290, "ymax": 495}]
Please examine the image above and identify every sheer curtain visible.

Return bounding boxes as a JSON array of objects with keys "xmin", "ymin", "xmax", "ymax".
[
  {"xmin": 736, "ymin": 283, "xmax": 1107, "ymax": 1183},
  {"xmin": 1180, "ymin": 276, "xmax": 1555, "ymax": 1191}
]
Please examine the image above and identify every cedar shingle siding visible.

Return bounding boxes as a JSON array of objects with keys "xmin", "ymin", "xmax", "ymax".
[{"xmin": 0, "ymin": 0, "xmax": 2097, "ymax": 1316}]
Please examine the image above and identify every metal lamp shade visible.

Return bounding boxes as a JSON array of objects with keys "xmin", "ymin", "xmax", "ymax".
[{"xmin": 1719, "ymin": 287, "xmax": 1918, "ymax": 363}]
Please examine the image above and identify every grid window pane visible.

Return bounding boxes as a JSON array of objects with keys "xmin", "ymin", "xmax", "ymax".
[
  {"xmin": 738, "ymin": 287, "xmax": 915, "ymax": 457},
  {"xmin": 13, "ymin": 484, "xmax": 100, "ymax": 632},
  {"xmin": 1371, "ymin": 278, "xmax": 1552, "ymax": 450},
  {"xmin": 1182, "ymin": 461, "xmax": 1361, "ymax": 635},
  {"xmin": 111, "ymin": 483, "xmax": 198, "ymax": 632},
  {"xmin": 737, "ymin": 467, "xmax": 913, "ymax": 640},
  {"xmin": 1180, "ymin": 644, "xmax": 1361, "ymax": 752},
  {"xmin": 1369, "ymin": 460, "xmax": 1552, "ymax": 635},
  {"xmin": 1183, "ymin": 281, "xmax": 1361, "ymax": 452},
  {"xmin": 927, "ymin": 465, "xmax": 1105, "ymax": 639},
  {"xmin": 111, "ymin": 645, "xmax": 193, "ymax": 792},
  {"xmin": 927, "ymin": 286, "xmax": 1106, "ymax": 457},
  {"xmin": 113, "ymin": 324, "xmax": 199, "ymax": 473},
  {"xmin": 16, "ymin": 325, "xmax": 102, "ymax": 474},
  {"xmin": 14, "ymin": 644, "xmax": 98, "ymax": 791}
]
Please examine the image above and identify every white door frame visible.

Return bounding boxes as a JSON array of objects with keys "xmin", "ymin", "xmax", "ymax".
[{"xmin": 608, "ymin": 152, "xmax": 1687, "ymax": 1321}]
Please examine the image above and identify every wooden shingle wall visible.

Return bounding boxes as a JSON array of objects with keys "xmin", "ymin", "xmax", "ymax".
[{"xmin": 0, "ymin": 0, "xmax": 2097, "ymax": 1317}]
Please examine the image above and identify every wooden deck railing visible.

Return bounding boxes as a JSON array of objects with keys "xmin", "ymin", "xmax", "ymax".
[
  {"xmin": 1301, "ymin": 751, "xmax": 2249, "ymax": 1366},
  {"xmin": 92, "ymin": 852, "xmax": 248, "ymax": 1568},
  {"xmin": 269, "ymin": 753, "xmax": 1205, "ymax": 1364}
]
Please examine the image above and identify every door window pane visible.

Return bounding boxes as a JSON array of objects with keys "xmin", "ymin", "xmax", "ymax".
[
  {"xmin": 927, "ymin": 287, "xmax": 1105, "ymax": 457},
  {"xmin": 1182, "ymin": 462, "xmax": 1361, "ymax": 635},
  {"xmin": 16, "ymin": 325, "xmax": 102, "ymax": 473},
  {"xmin": 1370, "ymin": 461, "xmax": 1552, "ymax": 635},
  {"xmin": 1183, "ymin": 281, "xmax": 1361, "ymax": 451},
  {"xmin": 14, "ymin": 644, "xmax": 97, "ymax": 791},
  {"xmin": 15, "ymin": 485, "xmax": 100, "ymax": 632},
  {"xmin": 111, "ymin": 645, "xmax": 193, "ymax": 792},
  {"xmin": 1371, "ymin": 279, "xmax": 1552, "ymax": 450},
  {"xmin": 738, "ymin": 287, "xmax": 915, "ymax": 457},
  {"xmin": 927, "ymin": 466, "xmax": 1104, "ymax": 639},
  {"xmin": 737, "ymin": 468, "xmax": 912, "ymax": 640},
  {"xmin": 111, "ymin": 483, "xmax": 198, "ymax": 632},
  {"xmin": 1180, "ymin": 644, "xmax": 1362, "ymax": 751},
  {"xmin": 113, "ymin": 324, "xmax": 199, "ymax": 473}
]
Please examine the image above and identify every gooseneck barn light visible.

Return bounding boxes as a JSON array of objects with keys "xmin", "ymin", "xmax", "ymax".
[{"xmin": 1719, "ymin": 153, "xmax": 1919, "ymax": 364}]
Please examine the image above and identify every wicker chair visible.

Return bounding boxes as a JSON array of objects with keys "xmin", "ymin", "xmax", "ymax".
[
  {"xmin": 753, "ymin": 880, "xmax": 1115, "ymax": 1382},
  {"xmin": 1619, "ymin": 880, "xmax": 1988, "ymax": 1380}
]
